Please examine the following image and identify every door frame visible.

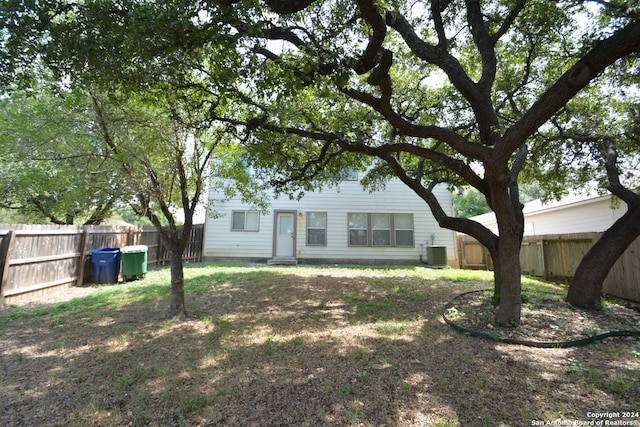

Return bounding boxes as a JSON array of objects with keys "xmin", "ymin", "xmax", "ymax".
[{"xmin": 272, "ymin": 210, "xmax": 298, "ymax": 258}]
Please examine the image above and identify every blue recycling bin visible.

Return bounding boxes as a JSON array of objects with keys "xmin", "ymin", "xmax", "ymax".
[{"xmin": 91, "ymin": 247, "xmax": 121, "ymax": 284}]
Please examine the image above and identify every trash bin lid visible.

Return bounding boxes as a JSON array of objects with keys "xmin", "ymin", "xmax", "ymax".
[
  {"xmin": 91, "ymin": 247, "xmax": 120, "ymax": 253},
  {"xmin": 120, "ymin": 245, "xmax": 148, "ymax": 253}
]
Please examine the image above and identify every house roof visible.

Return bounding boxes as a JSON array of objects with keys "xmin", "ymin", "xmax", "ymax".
[
  {"xmin": 521, "ymin": 192, "xmax": 610, "ymax": 216},
  {"xmin": 470, "ymin": 190, "xmax": 611, "ymax": 224}
]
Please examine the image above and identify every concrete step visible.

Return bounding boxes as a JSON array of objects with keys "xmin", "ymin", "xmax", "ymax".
[{"xmin": 267, "ymin": 257, "xmax": 298, "ymax": 265}]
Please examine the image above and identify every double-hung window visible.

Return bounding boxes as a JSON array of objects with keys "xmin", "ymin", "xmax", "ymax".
[
  {"xmin": 394, "ymin": 214, "xmax": 414, "ymax": 246},
  {"xmin": 231, "ymin": 210, "xmax": 259, "ymax": 231},
  {"xmin": 372, "ymin": 214, "xmax": 391, "ymax": 246},
  {"xmin": 348, "ymin": 213, "xmax": 369, "ymax": 246},
  {"xmin": 306, "ymin": 212, "xmax": 327, "ymax": 245}
]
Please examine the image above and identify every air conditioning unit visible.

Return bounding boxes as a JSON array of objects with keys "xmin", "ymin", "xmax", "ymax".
[{"xmin": 426, "ymin": 245, "xmax": 448, "ymax": 268}]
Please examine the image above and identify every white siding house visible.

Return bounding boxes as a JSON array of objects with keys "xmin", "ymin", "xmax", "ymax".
[
  {"xmin": 471, "ymin": 192, "xmax": 625, "ymax": 236},
  {"xmin": 203, "ymin": 175, "xmax": 457, "ymax": 266}
]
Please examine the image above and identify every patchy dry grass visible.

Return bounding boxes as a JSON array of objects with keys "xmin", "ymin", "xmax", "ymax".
[{"xmin": 1, "ymin": 263, "xmax": 639, "ymax": 427}]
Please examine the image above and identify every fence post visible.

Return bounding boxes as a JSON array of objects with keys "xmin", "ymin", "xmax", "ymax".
[
  {"xmin": 0, "ymin": 230, "xmax": 16, "ymax": 306},
  {"xmin": 157, "ymin": 231, "xmax": 164, "ymax": 266},
  {"xmin": 539, "ymin": 239, "xmax": 547, "ymax": 281},
  {"xmin": 198, "ymin": 225, "xmax": 204, "ymax": 262},
  {"xmin": 76, "ymin": 229, "xmax": 90, "ymax": 286}
]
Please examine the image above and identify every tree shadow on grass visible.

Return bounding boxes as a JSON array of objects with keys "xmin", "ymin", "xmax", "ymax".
[{"xmin": 1, "ymin": 264, "xmax": 638, "ymax": 426}]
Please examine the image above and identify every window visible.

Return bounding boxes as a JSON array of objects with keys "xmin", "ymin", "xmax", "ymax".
[
  {"xmin": 348, "ymin": 213, "xmax": 368, "ymax": 246},
  {"xmin": 394, "ymin": 213, "xmax": 414, "ymax": 246},
  {"xmin": 342, "ymin": 169, "xmax": 358, "ymax": 181},
  {"xmin": 348, "ymin": 213, "xmax": 414, "ymax": 247},
  {"xmin": 307, "ymin": 212, "xmax": 327, "ymax": 245},
  {"xmin": 331, "ymin": 169, "xmax": 358, "ymax": 181},
  {"xmin": 231, "ymin": 210, "xmax": 259, "ymax": 231},
  {"xmin": 372, "ymin": 214, "xmax": 391, "ymax": 246}
]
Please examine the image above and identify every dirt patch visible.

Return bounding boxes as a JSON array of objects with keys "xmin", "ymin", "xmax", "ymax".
[
  {"xmin": 1, "ymin": 265, "xmax": 639, "ymax": 426},
  {"xmin": 5, "ymin": 285, "xmax": 100, "ymax": 308},
  {"xmin": 444, "ymin": 289, "xmax": 640, "ymax": 344}
]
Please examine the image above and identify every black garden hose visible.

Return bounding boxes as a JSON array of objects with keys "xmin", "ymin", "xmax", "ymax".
[{"xmin": 442, "ymin": 290, "xmax": 640, "ymax": 348}]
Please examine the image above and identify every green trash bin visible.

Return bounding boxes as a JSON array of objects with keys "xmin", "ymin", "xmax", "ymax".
[{"xmin": 120, "ymin": 245, "xmax": 148, "ymax": 282}]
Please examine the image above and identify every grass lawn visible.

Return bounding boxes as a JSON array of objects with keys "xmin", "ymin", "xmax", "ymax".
[{"xmin": 1, "ymin": 263, "xmax": 638, "ymax": 426}]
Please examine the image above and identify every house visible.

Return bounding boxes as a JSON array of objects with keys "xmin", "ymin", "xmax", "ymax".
[
  {"xmin": 470, "ymin": 191, "xmax": 625, "ymax": 236},
  {"xmin": 467, "ymin": 190, "xmax": 640, "ymax": 302},
  {"xmin": 203, "ymin": 174, "xmax": 458, "ymax": 266}
]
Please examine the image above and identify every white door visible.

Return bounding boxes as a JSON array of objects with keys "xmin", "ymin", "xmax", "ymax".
[{"xmin": 275, "ymin": 212, "xmax": 295, "ymax": 257}]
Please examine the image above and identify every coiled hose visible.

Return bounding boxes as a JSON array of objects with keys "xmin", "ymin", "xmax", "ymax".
[{"xmin": 442, "ymin": 290, "xmax": 640, "ymax": 348}]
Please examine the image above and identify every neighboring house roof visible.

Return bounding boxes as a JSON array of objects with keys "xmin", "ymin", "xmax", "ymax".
[{"xmin": 471, "ymin": 191, "xmax": 625, "ymax": 236}]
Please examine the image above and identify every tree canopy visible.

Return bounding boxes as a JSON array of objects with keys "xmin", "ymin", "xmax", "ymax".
[
  {"xmin": 87, "ymin": 85, "xmax": 263, "ymax": 317},
  {"xmin": 0, "ymin": 86, "xmax": 124, "ymax": 225}
]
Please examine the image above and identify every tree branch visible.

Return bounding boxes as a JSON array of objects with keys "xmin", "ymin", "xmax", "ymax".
[
  {"xmin": 264, "ymin": 0, "xmax": 316, "ymax": 14},
  {"xmin": 372, "ymin": 149, "xmax": 498, "ymax": 248},
  {"xmin": 603, "ymin": 137, "xmax": 638, "ymax": 205},
  {"xmin": 352, "ymin": 0, "xmax": 387, "ymax": 75},
  {"xmin": 337, "ymin": 139, "xmax": 487, "ymax": 194},
  {"xmin": 465, "ymin": 0, "xmax": 496, "ymax": 88},
  {"xmin": 430, "ymin": 0, "xmax": 448, "ymax": 47},
  {"xmin": 500, "ymin": 20, "xmax": 640, "ymax": 158},
  {"xmin": 387, "ymin": 10, "xmax": 498, "ymax": 144},
  {"xmin": 339, "ymin": 85, "xmax": 490, "ymax": 160},
  {"xmin": 492, "ymin": 0, "xmax": 526, "ymax": 42}
]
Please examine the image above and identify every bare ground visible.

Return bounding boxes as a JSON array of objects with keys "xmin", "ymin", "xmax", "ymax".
[
  {"xmin": 444, "ymin": 288, "xmax": 640, "ymax": 344},
  {"xmin": 1, "ymin": 265, "xmax": 639, "ymax": 427}
]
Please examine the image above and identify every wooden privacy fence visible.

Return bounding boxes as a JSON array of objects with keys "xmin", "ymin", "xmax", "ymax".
[
  {"xmin": 0, "ymin": 224, "xmax": 204, "ymax": 305},
  {"xmin": 457, "ymin": 233, "xmax": 640, "ymax": 302}
]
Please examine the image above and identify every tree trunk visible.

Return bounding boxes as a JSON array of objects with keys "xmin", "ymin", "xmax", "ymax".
[
  {"xmin": 566, "ymin": 200, "xmax": 640, "ymax": 308},
  {"xmin": 494, "ymin": 231, "xmax": 523, "ymax": 324},
  {"xmin": 167, "ymin": 248, "xmax": 187, "ymax": 319},
  {"xmin": 486, "ymin": 168, "xmax": 525, "ymax": 325}
]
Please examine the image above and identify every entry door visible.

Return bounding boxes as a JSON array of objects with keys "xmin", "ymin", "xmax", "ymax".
[{"xmin": 275, "ymin": 212, "xmax": 295, "ymax": 257}]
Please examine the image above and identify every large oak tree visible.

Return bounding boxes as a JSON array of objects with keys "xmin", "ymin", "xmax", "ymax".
[{"xmin": 227, "ymin": 0, "xmax": 640, "ymax": 322}]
